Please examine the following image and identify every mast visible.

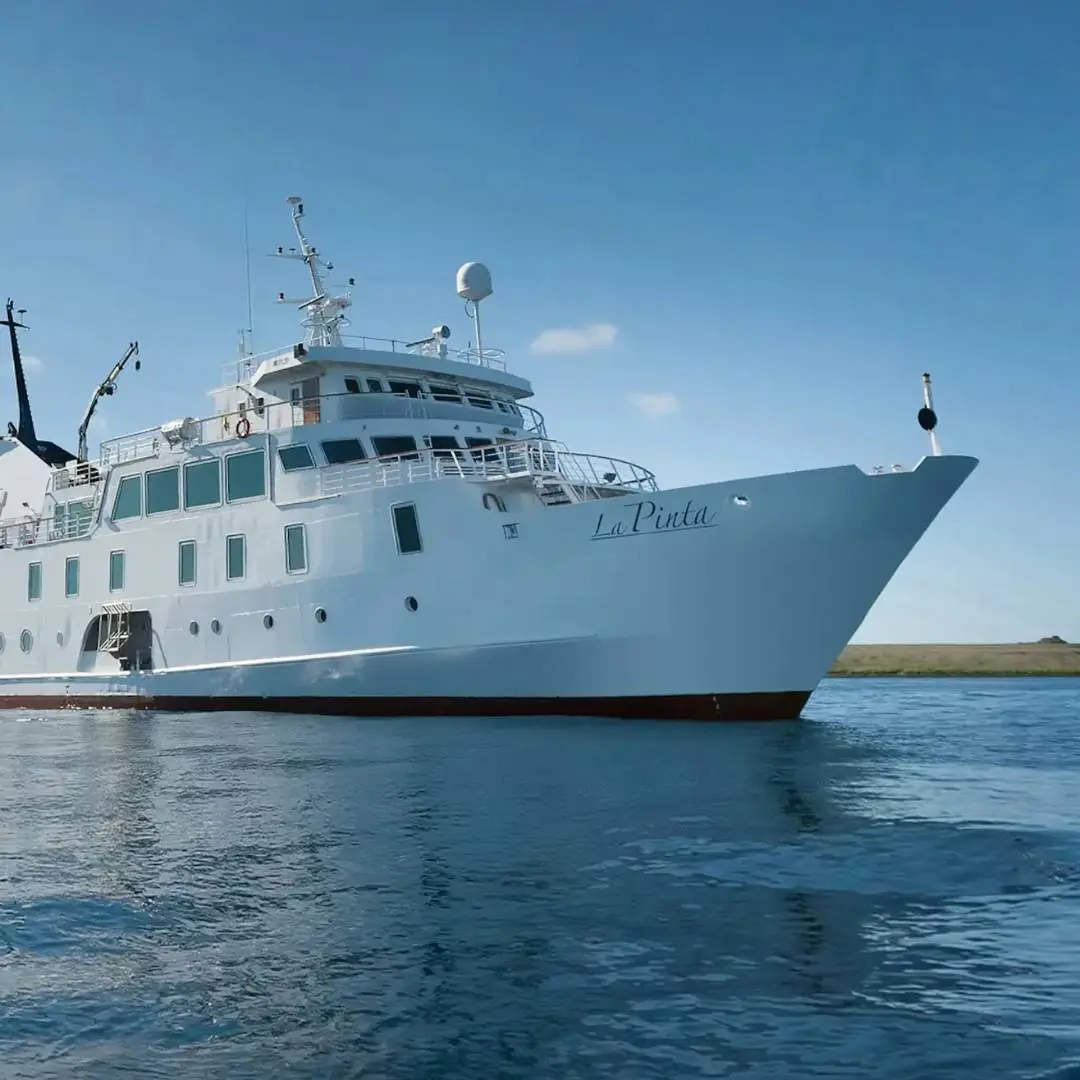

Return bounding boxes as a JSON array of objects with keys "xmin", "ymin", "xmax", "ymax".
[
  {"xmin": 0, "ymin": 299, "xmax": 37, "ymax": 450},
  {"xmin": 270, "ymin": 197, "xmax": 354, "ymax": 348}
]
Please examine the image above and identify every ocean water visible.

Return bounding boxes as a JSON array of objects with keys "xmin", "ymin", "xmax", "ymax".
[{"xmin": 1, "ymin": 679, "xmax": 1079, "ymax": 1079}]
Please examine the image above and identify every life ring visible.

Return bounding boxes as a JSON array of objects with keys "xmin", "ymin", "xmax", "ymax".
[{"xmin": 236, "ymin": 417, "xmax": 251, "ymax": 439}]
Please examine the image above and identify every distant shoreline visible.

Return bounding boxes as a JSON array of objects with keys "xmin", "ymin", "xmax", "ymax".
[{"xmin": 828, "ymin": 642, "xmax": 1080, "ymax": 678}]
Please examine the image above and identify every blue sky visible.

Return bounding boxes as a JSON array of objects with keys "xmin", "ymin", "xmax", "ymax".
[{"xmin": 1, "ymin": 0, "xmax": 1078, "ymax": 643}]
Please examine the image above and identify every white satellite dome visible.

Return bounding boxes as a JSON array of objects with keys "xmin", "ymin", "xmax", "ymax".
[{"xmin": 456, "ymin": 262, "xmax": 493, "ymax": 303}]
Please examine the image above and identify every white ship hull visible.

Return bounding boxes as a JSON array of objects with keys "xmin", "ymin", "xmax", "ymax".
[{"xmin": 0, "ymin": 452, "xmax": 976, "ymax": 720}]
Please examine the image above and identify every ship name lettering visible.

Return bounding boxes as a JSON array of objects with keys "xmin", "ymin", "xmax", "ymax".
[{"xmin": 591, "ymin": 499, "xmax": 717, "ymax": 539}]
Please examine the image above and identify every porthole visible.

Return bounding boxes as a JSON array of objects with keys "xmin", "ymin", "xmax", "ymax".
[
  {"xmin": 405, "ymin": 596, "xmax": 418, "ymax": 612},
  {"xmin": 732, "ymin": 494, "xmax": 750, "ymax": 508},
  {"xmin": 314, "ymin": 607, "xmax": 327, "ymax": 623},
  {"xmin": 189, "ymin": 621, "xmax": 199, "ymax": 635},
  {"xmin": 56, "ymin": 632, "xmax": 64, "ymax": 646},
  {"xmin": 20, "ymin": 630, "xmax": 33, "ymax": 653},
  {"xmin": 0, "ymin": 632, "xmax": 5, "ymax": 654},
  {"xmin": 263, "ymin": 614, "xmax": 275, "ymax": 629},
  {"xmin": 210, "ymin": 619, "xmax": 222, "ymax": 635}
]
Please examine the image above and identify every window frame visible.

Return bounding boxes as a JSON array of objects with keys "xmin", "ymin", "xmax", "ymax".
[
  {"xmin": 277, "ymin": 444, "xmax": 316, "ymax": 472},
  {"xmin": 178, "ymin": 539, "xmax": 197, "ymax": 587},
  {"xmin": 391, "ymin": 502, "xmax": 423, "ymax": 555},
  {"xmin": 284, "ymin": 523, "xmax": 308, "ymax": 575},
  {"xmin": 109, "ymin": 550, "xmax": 125, "ymax": 592},
  {"xmin": 226, "ymin": 533, "xmax": 246, "ymax": 581},
  {"xmin": 64, "ymin": 556, "xmax": 80, "ymax": 598},
  {"xmin": 183, "ymin": 458, "xmax": 223, "ymax": 510},
  {"xmin": 224, "ymin": 448, "xmax": 267, "ymax": 503},
  {"xmin": 111, "ymin": 474, "xmax": 143, "ymax": 521},
  {"xmin": 27, "ymin": 561, "xmax": 42, "ymax": 602},
  {"xmin": 145, "ymin": 465, "xmax": 181, "ymax": 515}
]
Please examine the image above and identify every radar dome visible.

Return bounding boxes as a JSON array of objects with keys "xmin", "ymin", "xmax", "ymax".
[{"xmin": 456, "ymin": 262, "xmax": 493, "ymax": 303}]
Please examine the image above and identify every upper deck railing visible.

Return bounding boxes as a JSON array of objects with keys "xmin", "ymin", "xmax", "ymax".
[
  {"xmin": 99, "ymin": 389, "xmax": 547, "ymax": 469},
  {"xmin": 220, "ymin": 338, "xmax": 508, "ymax": 385}
]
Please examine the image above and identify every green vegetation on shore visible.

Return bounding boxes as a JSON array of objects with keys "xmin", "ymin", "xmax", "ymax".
[{"xmin": 829, "ymin": 639, "xmax": 1080, "ymax": 677}]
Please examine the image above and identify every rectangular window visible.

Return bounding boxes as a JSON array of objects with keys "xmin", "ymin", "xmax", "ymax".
[
  {"xmin": 278, "ymin": 444, "xmax": 315, "ymax": 471},
  {"xmin": 184, "ymin": 459, "xmax": 222, "ymax": 508},
  {"xmin": 225, "ymin": 449, "xmax": 266, "ymax": 501},
  {"xmin": 426, "ymin": 435, "xmax": 460, "ymax": 457},
  {"xmin": 372, "ymin": 435, "xmax": 419, "ymax": 460},
  {"xmin": 178, "ymin": 539, "xmax": 196, "ymax": 586},
  {"xmin": 284, "ymin": 523, "xmax": 307, "ymax": 574},
  {"xmin": 112, "ymin": 475, "xmax": 142, "ymax": 520},
  {"xmin": 65, "ymin": 556, "xmax": 80, "ymax": 598},
  {"xmin": 344, "ymin": 377, "xmax": 361, "ymax": 394},
  {"xmin": 365, "ymin": 378, "xmax": 382, "ymax": 393},
  {"xmin": 145, "ymin": 466, "xmax": 180, "ymax": 514},
  {"xmin": 392, "ymin": 503, "xmax": 423, "ymax": 554},
  {"xmin": 321, "ymin": 438, "xmax": 367, "ymax": 465},
  {"xmin": 226, "ymin": 534, "xmax": 246, "ymax": 581},
  {"xmin": 27, "ymin": 561, "xmax": 41, "ymax": 601},
  {"xmin": 388, "ymin": 379, "xmax": 420, "ymax": 398},
  {"xmin": 428, "ymin": 383, "xmax": 462, "ymax": 402},
  {"xmin": 109, "ymin": 550, "xmax": 125, "ymax": 592}
]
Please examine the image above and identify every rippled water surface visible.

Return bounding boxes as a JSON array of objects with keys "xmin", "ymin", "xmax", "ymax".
[{"xmin": 2, "ymin": 678, "xmax": 1079, "ymax": 1078}]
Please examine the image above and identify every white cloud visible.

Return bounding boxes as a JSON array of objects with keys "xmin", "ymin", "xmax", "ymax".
[
  {"xmin": 23, "ymin": 354, "xmax": 43, "ymax": 372},
  {"xmin": 529, "ymin": 322, "xmax": 617, "ymax": 354},
  {"xmin": 629, "ymin": 391, "xmax": 680, "ymax": 417}
]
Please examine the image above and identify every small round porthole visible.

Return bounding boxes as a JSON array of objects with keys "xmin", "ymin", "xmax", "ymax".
[
  {"xmin": 20, "ymin": 630, "xmax": 33, "ymax": 653},
  {"xmin": 210, "ymin": 619, "xmax": 222, "ymax": 635},
  {"xmin": 56, "ymin": 632, "xmax": 64, "ymax": 646},
  {"xmin": 263, "ymin": 614, "xmax": 275, "ymax": 630},
  {"xmin": 314, "ymin": 607, "xmax": 327, "ymax": 623},
  {"xmin": 189, "ymin": 621, "xmax": 199, "ymax": 636},
  {"xmin": 732, "ymin": 494, "xmax": 750, "ymax": 508},
  {"xmin": 405, "ymin": 596, "xmax": 418, "ymax": 612}
]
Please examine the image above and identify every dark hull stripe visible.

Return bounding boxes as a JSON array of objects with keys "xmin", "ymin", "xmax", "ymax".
[{"xmin": 0, "ymin": 690, "xmax": 811, "ymax": 721}]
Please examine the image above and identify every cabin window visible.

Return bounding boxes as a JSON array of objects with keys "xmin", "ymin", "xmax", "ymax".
[
  {"xmin": 365, "ymin": 378, "xmax": 383, "ymax": 392},
  {"xmin": 388, "ymin": 379, "xmax": 421, "ymax": 398},
  {"xmin": 254, "ymin": 396, "xmax": 266, "ymax": 417},
  {"xmin": 466, "ymin": 437, "xmax": 493, "ymax": 448},
  {"xmin": 466, "ymin": 390, "xmax": 494, "ymax": 409},
  {"xmin": 65, "ymin": 556, "xmax": 80, "ymax": 598},
  {"xmin": 344, "ymin": 377, "xmax": 361, "ymax": 394},
  {"xmin": 184, "ymin": 459, "xmax": 222, "ymax": 509},
  {"xmin": 278, "ymin": 444, "xmax": 315, "ymax": 471},
  {"xmin": 372, "ymin": 435, "xmax": 419, "ymax": 460},
  {"xmin": 226, "ymin": 534, "xmax": 246, "ymax": 581},
  {"xmin": 426, "ymin": 435, "xmax": 460, "ymax": 458},
  {"xmin": 146, "ymin": 466, "xmax": 181, "ymax": 514},
  {"xmin": 27, "ymin": 561, "xmax": 41, "ymax": 601},
  {"xmin": 285, "ymin": 523, "xmax": 308, "ymax": 574},
  {"xmin": 109, "ymin": 551, "xmax": 125, "ymax": 592},
  {"xmin": 321, "ymin": 438, "xmax": 367, "ymax": 465},
  {"xmin": 178, "ymin": 540, "xmax": 196, "ymax": 586},
  {"xmin": 391, "ymin": 503, "xmax": 422, "ymax": 554},
  {"xmin": 54, "ymin": 500, "xmax": 93, "ymax": 540},
  {"xmin": 225, "ymin": 449, "xmax": 266, "ymax": 501},
  {"xmin": 112, "ymin": 475, "xmax": 142, "ymax": 520},
  {"xmin": 428, "ymin": 382, "xmax": 462, "ymax": 402}
]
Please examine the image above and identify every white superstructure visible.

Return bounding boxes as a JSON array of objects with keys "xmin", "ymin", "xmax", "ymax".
[{"xmin": 0, "ymin": 199, "xmax": 976, "ymax": 720}]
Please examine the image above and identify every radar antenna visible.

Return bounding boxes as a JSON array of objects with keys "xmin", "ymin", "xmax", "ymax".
[
  {"xmin": 456, "ymin": 262, "xmax": 493, "ymax": 364},
  {"xmin": 77, "ymin": 341, "xmax": 140, "ymax": 463},
  {"xmin": 269, "ymin": 197, "xmax": 353, "ymax": 347}
]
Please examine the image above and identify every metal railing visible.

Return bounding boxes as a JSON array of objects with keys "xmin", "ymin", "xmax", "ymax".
[{"xmin": 99, "ymin": 389, "xmax": 548, "ymax": 468}]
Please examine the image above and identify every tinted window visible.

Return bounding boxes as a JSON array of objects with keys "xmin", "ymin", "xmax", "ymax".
[
  {"xmin": 109, "ymin": 550, "xmax": 125, "ymax": 592},
  {"xmin": 428, "ymin": 383, "xmax": 461, "ymax": 402},
  {"xmin": 226, "ymin": 534, "xmax": 246, "ymax": 580},
  {"xmin": 184, "ymin": 459, "xmax": 221, "ymax": 508},
  {"xmin": 225, "ymin": 450, "xmax": 266, "ymax": 501},
  {"xmin": 427, "ymin": 435, "xmax": 460, "ymax": 458},
  {"xmin": 321, "ymin": 439, "xmax": 367, "ymax": 465},
  {"xmin": 365, "ymin": 378, "xmax": 382, "ymax": 392},
  {"xmin": 344, "ymin": 377, "xmax": 361, "ymax": 394},
  {"xmin": 278, "ymin": 444, "xmax": 315, "ymax": 471},
  {"xmin": 178, "ymin": 540, "xmax": 196, "ymax": 586},
  {"xmin": 112, "ymin": 475, "xmax": 142, "ymax": 520},
  {"xmin": 146, "ymin": 467, "xmax": 180, "ymax": 514},
  {"xmin": 285, "ymin": 524, "xmax": 307, "ymax": 573},
  {"xmin": 65, "ymin": 557, "xmax": 80, "ymax": 598},
  {"xmin": 392, "ymin": 503, "xmax": 423, "ymax": 554},
  {"xmin": 27, "ymin": 561, "xmax": 41, "ymax": 601},
  {"xmin": 372, "ymin": 435, "xmax": 419, "ymax": 460},
  {"xmin": 388, "ymin": 380, "xmax": 420, "ymax": 398}
]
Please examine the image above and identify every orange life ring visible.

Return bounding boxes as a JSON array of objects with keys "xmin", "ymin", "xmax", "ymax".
[{"xmin": 236, "ymin": 417, "xmax": 251, "ymax": 438}]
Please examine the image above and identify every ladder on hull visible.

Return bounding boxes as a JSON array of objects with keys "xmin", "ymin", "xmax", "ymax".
[{"xmin": 99, "ymin": 602, "xmax": 132, "ymax": 652}]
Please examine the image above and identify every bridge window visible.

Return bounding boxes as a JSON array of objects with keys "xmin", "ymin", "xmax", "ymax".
[
  {"xmin": 372, "ymin": 435, "xmax": 419, "ymax": 460},
  {"xmin": 225, "ymin": 449, "xmax": 266, "ymax": 502},
  {"xmin": 226, "ymin": 534, "xmax": 246, "ymax": 581},
  {"xmin": 391, "ymin": 503, "xmax": 423, "ymax": 554},
  {"xmin": 146, "ymin": 466, "xmax": 180, "ymax": 514},
  {"xmin": 322, "ymin": 438, "xmax": 367, "ymax": 465},
  {"xmin": 466, "ymin": 390, "xmax": 494, "ymax": 409},
  {"xmin": 65, "ymin": 556, "xmax": 80, "ymax": 598},
  {"xmin": 27, "ymin": 561, "xmax": 41, "ymax": 602},
  {"xmin": 428, "ymin": 382, "xmax": 462, "ymax": 402},
  {"xmin": 285, "ymin": 524, "xmax": 307, "ymax": 574},
  {"xmin": 388, "ymin": 379, "xmax": 421, "ymax": 398},
  {"xmin": 344, "ymin": 377, "xmax": 361, "ymax": 394},
  {"xmin": 112, "ymin": 475, "xmax": 142, "ymax": 520},
  {"xmin": 278, "ymin": 444, "xmax": 315, "ymax": 471},
  {"xmin": 109, "ymin": 550, "xmax": 125, "ymax": 592},
  {"xmin": 426, "ymin": 435, "xmax": 460, "ymax": 458},
  {"xmin": 184, "ymin": 459, "xmax": 222, "ymax": 509},
  {"xmin": 365, "ymin": 378, "xmax": 383, "ymax": 392},
  {"xmin": 178, "ymin": 540, "xmax": 196, "ymax": 586}
]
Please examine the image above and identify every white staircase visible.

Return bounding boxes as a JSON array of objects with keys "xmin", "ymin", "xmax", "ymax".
[{"xmin": 99, "ymin": 602, "xmax": 132, "ymax": 652}]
